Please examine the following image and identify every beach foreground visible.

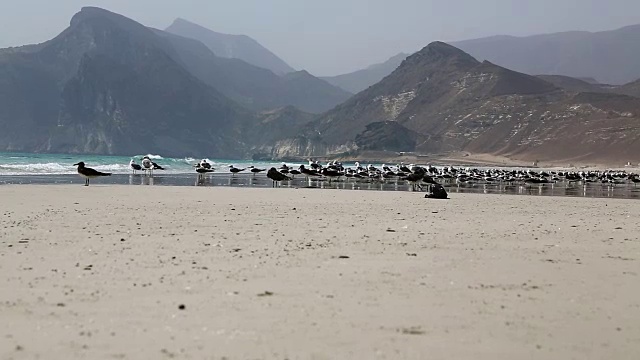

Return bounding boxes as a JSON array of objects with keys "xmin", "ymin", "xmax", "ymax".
[{"xmin": 0, "ymin": 186, "xmax": 638, "ymax": 359}]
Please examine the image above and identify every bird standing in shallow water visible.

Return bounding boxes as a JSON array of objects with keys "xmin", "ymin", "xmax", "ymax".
[
  {"xmin": 229, "ymin": 165, "xmax": 245, "ymax": 176},
  {"xmin": 249, "ymin": 166, "xmax": 266, "ymax": 177},
  {"xmin": 73, "ymin": 162, "xmax": 111, "ymax": 186},
  {"xmin": 267, "ymin": 167, "xmax": 291, "ymax": 187},
  {"xmin": 141, "ymin": 156, "xmax": 153, "ymax": 175},
  {"xmin": 129, "ymin": 159, "xmax": 142, "ymax": 174}
]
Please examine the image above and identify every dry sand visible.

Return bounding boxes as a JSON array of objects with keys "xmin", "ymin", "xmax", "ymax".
[{"xmin": 0, "ymin": 185, "xmax": 638, "ymax": 359}]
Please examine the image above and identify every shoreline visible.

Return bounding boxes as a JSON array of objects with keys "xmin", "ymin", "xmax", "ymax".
[
  {"xmin": 2, "ymin": 173, "xmax": 640, "ymax": 200},
  {"xmin": 0, "ymin": 186, "xmax": 638, "ymax": 359}
]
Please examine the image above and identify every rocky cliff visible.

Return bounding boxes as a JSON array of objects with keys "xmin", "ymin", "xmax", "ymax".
[{"xmin": 270, "ymin": 42, "xmax": 640, "ymax": 164}]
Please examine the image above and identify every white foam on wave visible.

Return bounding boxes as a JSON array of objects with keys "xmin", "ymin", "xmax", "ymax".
[
  {"xmin": 143, "ymin": 154, "xmax": 164, "ymax": 160},
  {"xmin": 0, "ymin": 162, "xmax": 73, "ymax": 175}
]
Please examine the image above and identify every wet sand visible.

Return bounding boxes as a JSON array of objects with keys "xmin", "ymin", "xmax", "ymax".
[
  {"xmin": 3, "ymin": 173, "xmax": 640, "ymax": 200},
  {"xmin": 0, "ymin": 185, "xmax": 639, "ymax": 359}
]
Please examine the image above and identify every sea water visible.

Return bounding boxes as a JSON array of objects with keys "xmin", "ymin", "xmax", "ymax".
[{"xmin": 0, "ymin": 152, "xmax": 288, "ymax": 176}]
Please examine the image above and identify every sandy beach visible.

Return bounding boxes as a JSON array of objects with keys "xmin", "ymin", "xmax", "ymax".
[{"xmin": 0, "ymin": 185, "xmax": 638, "ymax": 359}]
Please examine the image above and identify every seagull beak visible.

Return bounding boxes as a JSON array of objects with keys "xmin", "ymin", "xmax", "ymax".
[{"xmin": 73, "ymin": 163, "xmax": 80, "ymax": 166}]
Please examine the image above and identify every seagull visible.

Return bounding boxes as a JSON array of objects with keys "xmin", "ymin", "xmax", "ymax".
[
  {"xmin": 151, "ymin": 161, "xmax": 164, "ymax": 170},
  {"xmin": 267, "ymin": 167, "xmax": 291, "ymax": 187},
  {"xmin": 229, "ymin": 165, "xmax": 245, "ymax": 176},
  {"xmin": 321, "ymin": 168, "xmax": 342, "ymax": 183},
  {"xmin": 198, "ymin": 159, "xmax": 212, "ymax": 170},
  {"xmin": 129, "ymin": 159, "xmax": 142, "ymax": 174},
  {"xmin": 195, "ymin": 164, "xmax": 214, "ymax": 178},
  {"xmin": 141, "ymin": 156, "xmax": 153, "ymax": 174},
  {"xmin": 299, "ymin": 165, "xmax": 320, "ymax": 178},
  {"xmin": 248, "ymin": 166, "xmax": 266, "ymax": 177},
  {"xmin": 403, "ymin": 173, "xmax": 424, "ymax": 191},
  {"xmin": 73, "ymin": 162, "xmax": 111, "ymax": 186}
]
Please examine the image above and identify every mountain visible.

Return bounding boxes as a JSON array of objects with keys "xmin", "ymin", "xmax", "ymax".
[
  {"xmin": 165, "ymin": 18, "xmax": 295, "ymax": 75},
  {"xmin": 615, "ymin": 79, "xmax": 640, "ymax": 98},
  {"xmin": 535, "ymin": 75, "xmax": 612, "ymax": 94},
  {"xmin": 321, "ymin": 53, "xmax": 408, "ymax": 93},
  {"xmin": 451, "ymin": 24, "xmax": 640, "ymax": 85},
  {"xmin": 270, "ymin": 42, "xmax": 640, "ymax": 164},
  {"xmin": 159, "ymin": 27, "xmax": 351, "ymax": 113},
  {"xmin": 0, "ymin": 7, "xmax": 257, "ymax": 157}
]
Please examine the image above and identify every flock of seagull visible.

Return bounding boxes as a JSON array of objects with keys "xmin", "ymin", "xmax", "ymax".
[
  {"xmin": 129, "ymin": 156, "xmax": 165, "ymax": 174},
  {"xmin": 187, "ymin": 159, "xmax": 640, "ymax": 191},
  {"xmin": 74, "ymin": 157, "xmax": 640, "ymax": 191}
]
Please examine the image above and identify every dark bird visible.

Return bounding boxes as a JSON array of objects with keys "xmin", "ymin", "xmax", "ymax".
[
  {"xmin": 399, "ymin": 163, "xmax": 412, "ymax": 173},
  {"xmin": 402, "ymin": 173, "xmax": 424, "ymax": 191},
  {"xmin": 195, "ymin": 167, "xmax": 214, "ymax": 174},
  {"xmin": 425, "ymin": 184, "xmax": 448, "ymax": 199},
  {"xmin": 151, "ymin": 161, "xmax": 165, "ymax": 170},
  {"xmin": 321, "ymin": 168, "xmax": 343, "ymax": 183},
  {"xmin": 195, "ymin": 165, "xmax": 214, "ymax": 179},
  {"xmin": 299, "ymin": 165, "xmax": 320, "ymax": 177},
  {"xmin": 289, "ymin": 169, "xmax": 301, "ymax": 178},
  {"xmin": 249, "ymin": 166, "xmax": 266, "ymax": 177},
  {"xmin": 73, "ymin": 162, "xmax": 111, "ymax": 186},
  {"xmin": 267, "ymin": 167, "xmax": 291, "ymax": 187},
  {"xmin": 129, "ymin": 159, "xmax": 142, "ymax": 174},
  {"xmin": 309, "ymin": 161, "xmax": 321, "ymax": 170},
  {"xmin": 229, "ymin": 165, "xmax": 246, "ymax": 176},
  {"xmin": 198, "ymin": 159, "xmax": 212, "ymax": 169}
]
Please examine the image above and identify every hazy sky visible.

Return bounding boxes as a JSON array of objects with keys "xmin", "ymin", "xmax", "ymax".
[{"xmin": 1, "ymin": 0, "xmax": 639, "ymax": 75}]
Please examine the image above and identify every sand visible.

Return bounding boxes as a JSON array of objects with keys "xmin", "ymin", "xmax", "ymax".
[{"xmin": 0, "ymin": 185, "xmax": 638, "ymax": 359}]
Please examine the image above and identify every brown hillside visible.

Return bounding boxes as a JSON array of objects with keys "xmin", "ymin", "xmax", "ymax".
[{"xmin": 271, "ymin": 42, "xmax": 640, "ymax": 164}]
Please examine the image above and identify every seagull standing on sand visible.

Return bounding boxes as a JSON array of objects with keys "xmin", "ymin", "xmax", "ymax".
[
  {"xmin": 73, "ymin": 162, "xmax": 111, "ymax": 186},
  {"xmin": 129, "ymin": 159, "xmax": 142, "ymax": 174}
]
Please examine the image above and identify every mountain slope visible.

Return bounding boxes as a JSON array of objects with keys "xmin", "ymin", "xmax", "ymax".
[
  {"xmin": 156, "ymin": 30, "xmax": 352, "ymax": 113},
  {"xmin": 615, "ymin": 79, "xmax": 640, "ymax": 98},
  {"xmin": 321, "ymin": 53, "xmax": 408, "ymax": 93},
  {"xmin": 0, "ymin": 7, "xmax": 255, "ymax": 157},
  {"xmin": 451, "ymin": 24, "xmax": 640, "ymax": 85},
  {"xmin": 165, "ymin": 18, "xmax": 295, "ymax": 75},
  {"xmin": 271, "ymin": 42, "xmax": 640, "ymax": 164}
]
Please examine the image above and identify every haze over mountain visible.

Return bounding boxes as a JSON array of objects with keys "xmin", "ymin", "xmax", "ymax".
[
  {"xmin": 3, "ymin": 0, "xmax": 640, "ymax": 76},
  {"xmin": 321, "ymin": 53, "xmax": 408, "ymax": 93},
  {"xmin": 156, "ymin": 29, "xmax": 352, "ymax": 113},
  {"xmin": 318, "ymin": 22, "xmax": 640, "ymax": 93},
  {"xmin": 451, "ymin": 24, "xmax": 640, "ymax": 85},
  {"xmin": 0, "ymin": 7, "xmax": 315, "ymax": 157},
  {"xmin": 268, "ymin": 42, "xmax": 640, "ymax": 164},
  {"xmin": 165, "ymin": 18, "xmax": 295, "ymax": 75}
]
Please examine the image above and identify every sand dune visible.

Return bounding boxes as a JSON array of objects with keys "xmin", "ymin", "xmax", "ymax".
[{"xmin": 0, "ymin": 185, "xmax": 638, "ymax": 359}]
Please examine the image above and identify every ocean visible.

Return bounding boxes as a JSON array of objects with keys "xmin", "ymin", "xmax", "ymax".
[{"xmin": 0, "ymin": 152, "xmax": 295, "ymax": 176}]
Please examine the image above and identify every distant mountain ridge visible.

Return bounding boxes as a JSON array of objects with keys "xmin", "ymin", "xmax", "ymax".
[
  {"xmin": 156, "ymin": 29, "xmax": 352, "ymax": 113},
  {"xmin": 268, "ymin": 42, "xmax": 640, "ymax": 164},
  {"xmin": 166, "ymin": 18, "xmax": 295, "ymax": 75},
  {"xmin": 0, "ymin": 7, "xmax": 315, "ymax": 157},
  {"xmin": 321, "ymin": 53, "xmax": 408, "ymax": 93},
  {"xmin": 451, "ymin": 24, "xmax": 640, "ymax": 85},
  {"xmin": 322, "ymin": 23, "xmax": 640, "ymax": 93}
]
